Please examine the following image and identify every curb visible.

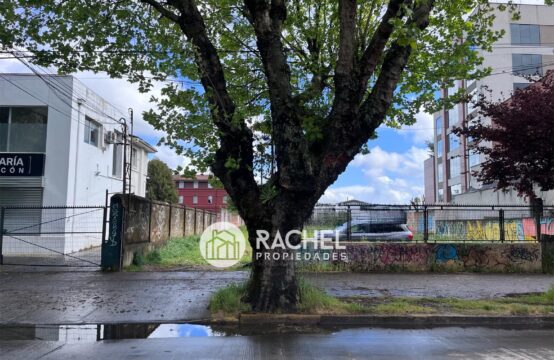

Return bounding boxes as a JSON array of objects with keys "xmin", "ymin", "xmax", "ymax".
[{"xmin": 239, "ymin": 313, "xmax": 554, "ymax": 328}]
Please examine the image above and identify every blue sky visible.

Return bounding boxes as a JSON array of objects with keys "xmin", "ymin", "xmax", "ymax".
[{"xmin": 0, "ymin": 59, "xmax": 433, "ymax": 204}]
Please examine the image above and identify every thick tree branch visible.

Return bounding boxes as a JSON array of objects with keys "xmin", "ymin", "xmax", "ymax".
[
  {"xmin": 357, "ymin": 0, "xmax": 407, "ymax": 97},
  {"xmin": 244, "ymin": 0, "xmax": 315, "ymax": 192},
  {"xmin": 333, "ymin": 0, "xmax": 357, "ymax": 109},
  {"xmin": 141, "ymin": 0, "xmax": 180, "ymax": 21},
  {"xmin": 141, "ymin": 0, "xmax": 263, "ymax": 224},
  {"xmin": 318, "ymin": 0, "xmax": 434, "ymax": 192}
]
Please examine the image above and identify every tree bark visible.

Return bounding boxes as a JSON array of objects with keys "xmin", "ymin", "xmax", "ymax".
[
  {"xmin": 246, "ymin": 245, "xmax": 299, "ymax": 312},
  {"xmin": 241, "ymin": 197, "xmax": 313, "ymax": 312}
]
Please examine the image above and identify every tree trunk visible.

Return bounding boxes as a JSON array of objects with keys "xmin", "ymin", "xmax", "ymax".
[
  {"xmin": 245, "ymin": 245, "xmax": 299, "ymax": 312},
  {"xmin": 242, "ymin": 214, "xmax": 306, "ymax": 312}
]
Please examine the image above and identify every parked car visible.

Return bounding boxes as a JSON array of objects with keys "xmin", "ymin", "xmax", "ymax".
[{"xmin": 319, "ymin": 220, "xmax": 413, "ymax": 241}]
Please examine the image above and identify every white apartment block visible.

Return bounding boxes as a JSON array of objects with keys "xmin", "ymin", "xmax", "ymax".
[{"xmin": 425, "ymin": 3, "xmax": 554, "ymax": 205}]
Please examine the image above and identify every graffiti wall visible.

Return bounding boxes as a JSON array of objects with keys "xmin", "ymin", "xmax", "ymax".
[
  {"xmin": 435, "ymin": 218, "xmax": 554, "ymax": 241},
  {"xmin": 300, "ymin": 242, "xmax": 542, "ymax": 272}
]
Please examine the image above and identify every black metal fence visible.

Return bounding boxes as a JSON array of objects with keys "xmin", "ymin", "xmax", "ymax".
[
  {"xmin": 305, "ymin": 204, "xmax": 554, "ymax": 243},
  {"xmin": 0, "ymin": 206, "xmax": 107, "ymax": 267}
]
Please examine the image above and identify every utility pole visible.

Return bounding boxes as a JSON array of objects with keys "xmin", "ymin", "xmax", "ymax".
[
  {"xmin": 128, "ymin": 108, "xmax": 134, "ymax": 195},
  {"xmin": 121, "ymin": 117, "xmax": 128, "ymax": 196}
]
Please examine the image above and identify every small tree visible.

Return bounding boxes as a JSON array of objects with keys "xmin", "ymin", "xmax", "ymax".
[
  {"xmin": 454, "ymin": 71, "xmax": 554, "ymax": 200},
  {"xmin": 146, "ymin": 159, "xmax": 179, "ymax": 203}
]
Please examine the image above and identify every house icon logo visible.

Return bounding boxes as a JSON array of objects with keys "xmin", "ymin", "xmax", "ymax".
[{"xmin": 200, "ymin": 222, "xmax": 246, "ymax": 268}]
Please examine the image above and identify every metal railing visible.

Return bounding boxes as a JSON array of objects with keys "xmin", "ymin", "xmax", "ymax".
[
  {"xmin": 305, "ymin": 203, "xmax": 553, "ymax": 243},
  {"xmin": 0, "ymin": 205, "xmax": 107, "ymax": 266}
]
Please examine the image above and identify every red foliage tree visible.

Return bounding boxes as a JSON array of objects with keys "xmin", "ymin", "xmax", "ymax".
[{"xmin": 454, "ymin": 70, "xmax": 554, "ymax": 200}]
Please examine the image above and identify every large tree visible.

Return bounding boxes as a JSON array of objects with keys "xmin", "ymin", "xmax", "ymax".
[
  {"xmin": 454, "ymin": 71, "xmax": 554, "ymax": 200},
  {"xmin": 1, "ymin": 0, "xmax": 506, "ymax": 311}
]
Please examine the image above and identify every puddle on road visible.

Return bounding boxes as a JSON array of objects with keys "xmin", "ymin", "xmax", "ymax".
[{"xmin": 0, "ymin": 323, "xmax": 332, "ymax": 343}]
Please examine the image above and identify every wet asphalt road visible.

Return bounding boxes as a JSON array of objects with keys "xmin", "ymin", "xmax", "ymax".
[
  {"xmin": 1, "ymin": 269, "xmax": 553, "ymax": 324},
  {"xmin": 2, "ymin": 327, "xmax": 554, "ymax": 359}
]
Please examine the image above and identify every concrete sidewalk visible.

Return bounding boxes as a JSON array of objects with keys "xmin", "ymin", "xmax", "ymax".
[{"xmin": 1, "ymin": 268, "xmax": 553, "ymax": 325}]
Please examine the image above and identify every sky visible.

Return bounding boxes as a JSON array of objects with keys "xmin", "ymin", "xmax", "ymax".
[{"xmin": 0, "ymin": 58, "xmax": 434, "ymax": 205}]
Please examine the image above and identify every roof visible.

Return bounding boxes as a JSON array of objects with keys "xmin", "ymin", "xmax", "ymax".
[
  {"xmin": 130, "ymin": 135, "xmax": 157, "ymax": 153},
  {"xmin": 337, "ymin": 199, "xmax": 370, "ymax": 206},
  {"xmin": 173, "ymin": 174, "xmax": 211, "ymax": 181}
]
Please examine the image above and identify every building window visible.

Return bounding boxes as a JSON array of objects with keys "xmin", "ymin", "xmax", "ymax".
[
  {"xmin": 208, "ymin": 182, "xmax": 212, "ymax": 189},
  {"xmin": 513, "ymin": 83, "xmax": 530, "ymax": 92},
  {"xmin": 469, "ymin": 149, "xmax": 480, "ymax": 167},
  {"xmin": 0, "ymin": 106, "xmax": 48, "ymax": 152},
  {"xmin": 208, "ymin": 195, "xmax": 213, "ymax": 204},
  {"xmin": 131, "ymin": 148, "xmax": 138, "ymax": 169},
  {"xmin": 510, "ymin": 24, "xmax": 540, "ymax": 45},
  {"xmin": 178, "ymin": 196, "xmax": 183, "ymax": 204},
  {"xmin": 448, "ymin": 133, "xmax": 459, "ymax": 151},
  {"xmin": 438, "ymin": 189, "xmax": 444, "ymax": 202},
  {"xmin": 178, "ymin": 181, "xmax": 184, "ymax": 189},
  {"xmin": 450, "ymin": 184, "xmax": 462, "ymax": 197},
  {"xmin": 512, "ymin": 54, "xmax": 542, "ymax": 76},
  {"xmin": 193, "ymin": 181, "xmax": 198, "ymax": 189},
  {"xmin": 193, "ymin": 195, "xmax": 198, "ymax": 204},
  {"xmin": 112, "ymin": 133, "xmax": 123, "ymax": 178},
  {"xmin": 84, "ymin": 117, "xmax": 101, "ymax": 147},
  {"xmin": 437, "ymin": 139, "xmax": 443, "ymax": 158},
  {"xmin": 449, "ymin": 157, "xmax": 460, "ymax": 178},
  {"xmin": 438, "ymin": 164, "xmax": 443, "ymax": 182},
  {"xmin": 223, "ymin": 196, "xmax": 228, "ymax": 204},
  {"xmin": 448, "ymin": 106, "xmax": 458, "ymax": 127},
  {"xmin": 435, "ymin": 116, "xmax": 442, "ymax": 135}
]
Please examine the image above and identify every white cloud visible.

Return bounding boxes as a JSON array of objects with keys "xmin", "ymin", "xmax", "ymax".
[
  {"xmin": 378, "ymin": 110, "xmax": 433, "ymax": 146},
  {"xmin": 151, "ymin": 144, "xmax": 191, "ymax": 170},
  {"xmin": 323, "ymin": 146, "xmax": 428, "ymax": 204}
]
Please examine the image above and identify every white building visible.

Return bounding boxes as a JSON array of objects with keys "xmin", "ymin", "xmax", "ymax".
[
  {"xmin": 426, "ymin": 3, "xmax": 554, "ymax": 205},
  {"xmin": 0, "ymin": 73, "xmax": 156, "ymax": 255},
  {"xmin": 0, "ymin": 73, "xmax": 155, "ymax": 206}
]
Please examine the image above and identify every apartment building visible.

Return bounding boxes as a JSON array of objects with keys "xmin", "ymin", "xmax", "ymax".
[
  {"xmin": 174, "ymin": 174, "xmax": 243, "ymax": 225},
  {"xmin": 426, "ymin": 3, "xmax": 554, "ymax": 204}
]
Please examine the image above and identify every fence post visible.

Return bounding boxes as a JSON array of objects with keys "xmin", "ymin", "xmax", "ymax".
[
  {"xmin": 532, "ymin": 198, "xmax": 543, "ymax": 242},
  {"xmin": 101, "ymin": 205, "xmax": 108, "ymax": 244},
  {"xmin": 423, "ymin": 205, "xmax": 428, "ymax": 243},
  {"xmin": 168, "ymin": 204, "xmax": 172, "ymax": 239},
  {"xmin": 193, "ymin": 208, "xmax": 197, "ymax": 235},
  {"xmin": 346, "ymin": 205, "xmax": 351, "ymax": 241},
  {"xmin": 0, "ymin": 207, "xmax": 4, "ymax": 265},
  {"xmin": 499, "ymin": 209, "xmax": 505, "ymax": 243},
  {"xmin": 183, "ymin": 207, "xmax": 187, "ymax": 237},
  {"xmin": 148, "ymin": 200, "xmax": 153, "ymax": 243}
]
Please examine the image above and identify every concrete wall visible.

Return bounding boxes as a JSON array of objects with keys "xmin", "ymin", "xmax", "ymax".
[
  {"xmin": 114, "ymin": 194, "xmax": 215, "ymax": 266},
  {"xmin": 301, "ymin": 242, "xmax": 542, "ymax": 273}
]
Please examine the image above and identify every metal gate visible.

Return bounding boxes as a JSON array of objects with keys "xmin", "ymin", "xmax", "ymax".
[{"xmin": 0, "ymin": 206, "xmax": 107, "ymax": 267}]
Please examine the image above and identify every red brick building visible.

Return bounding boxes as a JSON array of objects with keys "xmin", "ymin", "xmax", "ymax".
[{"xmin": 173, "ymin": 174, "xmax": 242, "ymax": 225}]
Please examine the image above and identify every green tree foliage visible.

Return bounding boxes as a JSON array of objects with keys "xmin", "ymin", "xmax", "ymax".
[{"xmin": 146, "ymin": 159, "xmax": 178, "ymax": 203}]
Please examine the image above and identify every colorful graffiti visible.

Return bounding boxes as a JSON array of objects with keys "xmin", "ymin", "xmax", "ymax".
[
  {"xmin": 435, "ymin": 218, "xmax": 554, "ymax": 241},
  {"xmin": 318, "ymin": 242, "xmax": 542, "ymax": 272}
]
